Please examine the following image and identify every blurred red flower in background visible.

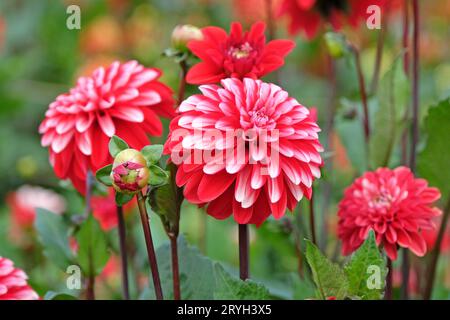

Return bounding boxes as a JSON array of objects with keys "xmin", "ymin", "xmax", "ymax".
[
  {"xmin": 338, "ymin": 167, "xmax": 441, "ymax": 260},
  {"xmin": 422, "ymin": 219, "xmax": 450, "ymax": 254},
  {"xmin": 39, "ymin": 60, "xmax": 175, "ymax": 194},
  {"xmin": 91, "ymin": 188, "xmax": 135, "ymax": 231},
  {"xmin": 277, "ymin": 0, "xmax": 399, "ymax": 39},
  {"xmin": 186, "ymin": 22, "xmax": 295, "ymax": 84},
  {"xmin": 165, "ymin": 78, "xmax": 322, "ymax": 225},
  {"xmin": 6, "ymin": 185, "xmax": 66, "ymax": 228},
  {"xmin": 0, "ymin": 257, "xmax": 39, "ymax": 300}
]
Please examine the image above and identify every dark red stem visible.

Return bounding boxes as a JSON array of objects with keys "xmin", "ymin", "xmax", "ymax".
[
  {"xmin": 137, "ymin": 191, "xmax": 163, "ymax": 300},
  {"xmin": 239, "ymin": 224, "xmax": 249, "ymax": 280},
  {"xmin": 424, "ymin": 196, "xmax": 450, "ymax": 300},
  {"xmin": 353, "ymin": 48, "xmax": 370, "ymax": 144},
  {"xmin": 409, "ymin": 0, "xmax": 420, "ymax": 171},
  {"xmin": 170, "ymin": 236, "xmax": 181, "ymax": 300},
  {"xmin": 116, "ymin": 205, "xmax": 130, "ymax": 300},
  {"xmin": 385, "ymin": 258, "xmax": 393, "ymax": 300}
]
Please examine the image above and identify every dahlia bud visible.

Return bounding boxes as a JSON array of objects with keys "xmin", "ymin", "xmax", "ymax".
[
  {"xmin": 171, "ymin": 24, "xmax": 203, "ymax": 52},
  {"xmin": 110, "ymin": 149, "xmax": 149, "ymax": 194}
]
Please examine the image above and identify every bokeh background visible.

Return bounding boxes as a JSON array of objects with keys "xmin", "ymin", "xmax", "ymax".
[{"xmin": 0, "ymin": 0, "xmax": 449, "ymax": 299}]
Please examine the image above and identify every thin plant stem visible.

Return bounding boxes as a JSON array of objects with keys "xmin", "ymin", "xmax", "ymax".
[
  {"xmin": 401, "ymin": 248, "xmax": 410, "ymax": 299},
  {"xmin": 402, "ymin": 0, "xmax": 410, "ymax": 75},
  {"xmin": 409, "ymin": 0, "xmax": 420, "ymax": 171},
  {"xmin": 177, "ymin": 60, "xmax": 188, "ymax": 106},
  {"xmin": 370, "ymin": 9, "xmax": 387, "ymax": 94},
  {"xmin": 84, "ymin": 170, "xmax": 93, "ymax": 217},
  {"xmin": 239, "ymin": 224, "xmax": 249, "ymax": 280},
  {"xmin": 116, "ymin": 205, "xmax": 130, "ymax": 300},
  {"xmin": 321, "ymin": 55, "xmax": 337, "ymax": 249},
  {"xmin": 136, "ymin": 191, "xmax": 163, "ymax": 300},
  {"xmin": 385, "ymin": 258, "xmax": 393, "ymax": 300},
  {"xmin": 170, "ymin": 236, "xmax": 181, "ymax": 300},
  {"xmin": 352, "ymin": 47, "xmax": 370, "ymax": 145},
  {"xmin": 84, "ymin": 170, "xmax": 95, "ymax": 300},
  {"xmin": 86, "ymin": 274, "xmax": 95, "ymax": 300},
  {"xmin": 424, "ymin": 196, "xmax": 450, "ymax": 300},
  {"xmin": 309, "ymin": 190, "xmax": 317, "ymax": 246}
]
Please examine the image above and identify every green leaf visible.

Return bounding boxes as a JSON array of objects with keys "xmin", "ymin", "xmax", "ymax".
[
  {"xmin": 148, "ymin": 180, "xmax": 180, "ymax": 235},
  {"xmin": 95, "ymin": 164, "xmax": 113, "ymax": 186},
  {"xmin": 109, "ymin": 135, "xmax": 129, "ymax": 158},
  {"xmin": 141, "ymin": 144, "xmax": 164, "ymax": 165},
  {"xmin": 140, "ymin": 236, "xmax": 216, "ymax": 300},
  {"xmin": 44, "ymin": 291, "xmax": 78, "ymax": 300},
  {"xmin": 148, "ymin": 164, "xmax": 170, "ymax": 187},
  {"xmin": 76, "ymin": 215, "xmax": 110, "ymax": 277},
  {"xmin": 35, "ymin": 208, "xmax": 75, "ymax": 271},
  {"xmin": 335, "ymin": 98, "xmax": 368, "ymax": 173},
  {"xmin": 305, "ymin": 240, "xmax": 348, "ymax": 300},
  {"xmin": 213, "ymin": 264, "xmax": 270, "ymax": 300},
  {"xmin": 369, "ymin": 57, "xmax": 410, "ymax": 168},
  {"xmin": 344, "ymin": 230, "xmax": 387, "ymax": 300},
  {"xmin": 418, "ymin": 98, "xmax": 450, "ymax": 202},
  {"xmin": 115, "ymin": 192, "xmax": 134, "ymax": 206}
]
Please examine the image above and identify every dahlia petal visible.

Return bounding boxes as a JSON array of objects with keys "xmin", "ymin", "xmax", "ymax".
[
  {"xmin": 128, "ymin": 69, "xmax": 160, "ymax": 87},
  {"xmin": 51, "ymin": 131, "xmax": 74, "ymax": 153},
  {"xmin": 207, "ymin": 186, "xmax": 234, "ymax": 220},
  {"xmin": 110, "ymin": 106, "xmax": 144, "ymax": 122},
  {"xmin": 186, "ymin": 62, "xmax": 226, "ymax": 85},
  {"xmin": 75, "ymin": 113, "xmax": 94, "ymax": 132},
  {"xmin": 383, "ymin": 240, "xmax": 398, "ymax": 260},
  {"xmin": 269, "ymin": 189, "xmax": 287, "ymax": 219},
  {"xmin": 408, "ymin": 232, "xmax": 427, "ymax": 257},
  {"xmin": 233, "ymin": 200, "xmax": 253, "ymax": 224},
  {"xmin": 97, "ymin": 112, "xmax": 115, "ymax": 137},
  {"xmin": 76, "ymin": 131, "xmax": 92, "ymax": 156},
  {"xmin": 198, "ymin": 170, "xmax": 235, "ymax": 202}
]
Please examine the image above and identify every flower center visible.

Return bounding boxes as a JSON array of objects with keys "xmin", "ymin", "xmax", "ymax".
[
  {"xmin": 248, "ymin": 108, "xmax": 276, "ymax": 131},
  {"xmin": 228, "ymin": 42, "xmax": 253, "ymax": 59},
  {"xmin": 370, "ymin": 189, "xmax": 393, "ymax": 211}
]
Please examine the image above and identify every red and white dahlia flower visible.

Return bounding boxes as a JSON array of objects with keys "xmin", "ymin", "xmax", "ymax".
[
  {"xmin": 165, "ymin": 78, "xmax": 323, "ymax": 225},
  {"xmin": 186, "ymin": 21, "xmax": 295, "ymax": 84},
  {"xmin": 338, "ymin": 167, "xmax": 441, "ymax": 260},
  {"xmin": 0, "ymin": 256, "xmax": 39, "ymax": 300},
  {"xmin": 39, "ymin": 60, "xmax": 175, "ymax": 194}
]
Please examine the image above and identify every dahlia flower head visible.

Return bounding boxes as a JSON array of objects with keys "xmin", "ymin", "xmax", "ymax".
[
  {"xmin": 6, "ymin": 185, "xmax": 66, "ymax": 228},
  {"xmin": 165, "ymin": 78, "xmax": 323, "ymax": 225},
  {"xmin": 0, "ymin": 257, "xmax": 39, "ymax": 300},
  {"xmin": 338, "ymin": 167, "xmax": 441, "ymax": 260},
  {"xmin": 186, "ymin": 21, "xmax": 295, "ymax": 84},
  {"xmin": 277, "ymin": 0, "xmax": 398, "ymax": 39},
  {"xmin": 39, "ymin": 60, "xmax": 175, "ymax": 194}
]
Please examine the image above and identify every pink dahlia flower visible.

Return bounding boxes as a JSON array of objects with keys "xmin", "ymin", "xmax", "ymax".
[
  {"xmin": 338, "ymin": 167, "xmax": 441, "ymax": 260},
  {"xmin": 0, "ymin": 257, "xmax": 39, "ymax": 300},
  {"xmin": 6, "ymin": 185, "xmax": 66, "ymax": 228},
  {"xmin": 39, "ymin": 60, "xmax": 175, "ymax": 194},
  {"xmin": 186, "ymin": 21, "xmax": 295, "ymax": 84},
  {"xmin": 165, "ymin": 78, "xmax": 323, "ymax": 225}
]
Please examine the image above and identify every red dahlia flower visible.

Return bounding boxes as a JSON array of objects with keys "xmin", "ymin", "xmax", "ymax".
[
  {"xmin": 338, "ymin": 167, "xmax": 441, "ymax": 260},
  {"xmin": 277, "ymin": 0, "xmax": 396, "ymax": 39},
  {"xmin": 186, "ymin": 22, "xmax": 295, "ymax": 84},
  {"xmin": 39, "ymin": 60, "xmax": 175, "ymax": 194},
  {"xmin": 0, "ymin": 257, "xmax": 39, "ymax": 300},
  {"xmin": 165, "ymin": 78, "xmax": 323, "ymax": 225}
]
